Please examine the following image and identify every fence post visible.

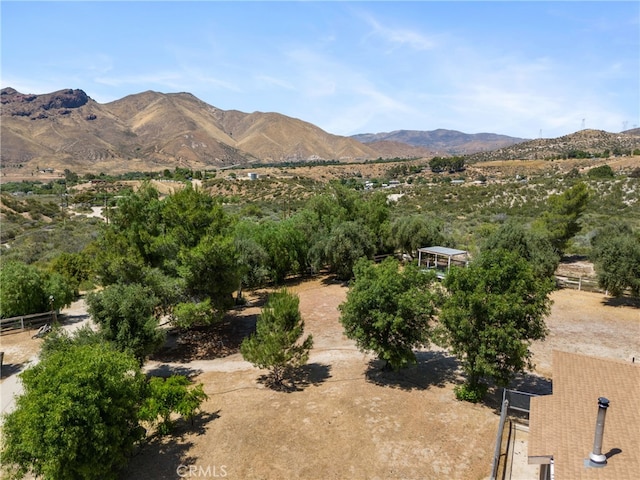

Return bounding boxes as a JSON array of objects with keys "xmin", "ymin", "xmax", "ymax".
[
  {"xmin": 21, "ymin": 317, "xmax": 24, "ymax": 330},
  {"xmin": 490, "ymin": 398, "xmax": 510, "ymax": 480}
]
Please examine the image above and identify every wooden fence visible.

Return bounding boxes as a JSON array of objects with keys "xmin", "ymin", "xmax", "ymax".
[
  {"xmin": 555, "ymin": 275, "xmax": 603, "ymax": 293},
  {"xmin": 0, "ymin": 311, "xmax": 56, "ymax": 335}
]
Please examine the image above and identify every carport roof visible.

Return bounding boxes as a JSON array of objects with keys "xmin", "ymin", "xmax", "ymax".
[{"xmin": 416, "ymin": 246, "xmax": 467, "ymax": 257}]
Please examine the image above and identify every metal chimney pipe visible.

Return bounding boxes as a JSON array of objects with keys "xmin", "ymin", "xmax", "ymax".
[{"xmin": 588, "ymin": 397, "xmax": 610, "ymax": 467}]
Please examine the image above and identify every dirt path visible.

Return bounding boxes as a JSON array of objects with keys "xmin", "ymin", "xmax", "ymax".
[{"xmin": 0, "ymin": 298, "xmax": 92, "ymax": 423}]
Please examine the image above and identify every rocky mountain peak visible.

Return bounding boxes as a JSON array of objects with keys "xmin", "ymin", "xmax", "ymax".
[{"xmin": 1, "ymin": 88, "xmax": 89, "ymax": 117}]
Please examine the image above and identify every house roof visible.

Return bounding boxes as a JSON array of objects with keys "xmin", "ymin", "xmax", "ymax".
[
  {"xmin": 528, "ymin": 350, "xmax": 640, "ymax": 479},
  {"xmin": 416, "ymin": 246, "xmax": 467, "ymax": 257}
]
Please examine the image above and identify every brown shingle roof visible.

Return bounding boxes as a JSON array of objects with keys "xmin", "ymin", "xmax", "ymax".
[{"xmin": 528, "ymin": 351, "xmax": 640, "ymax": 479}]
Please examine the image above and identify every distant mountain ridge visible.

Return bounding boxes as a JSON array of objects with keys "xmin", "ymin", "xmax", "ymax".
[
  {"xmin": 0, "ymin": 88, "xmax": 379, "ymax": 173},
  {"xmin": 465, "ymin": 128, "xmax": 640, "ymax": 162},
  {"xmin": 2, "ymin": 87, "xmax": 639, "ymax": 175},
  {"xmin": 351, "ymin": 129, "xmax": 528, "ymax": 155}
]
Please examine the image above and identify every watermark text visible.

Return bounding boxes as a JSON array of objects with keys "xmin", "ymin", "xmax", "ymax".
[{"xmin": 176, "ymin": 464, "xmax": 228, "ymax": 478}]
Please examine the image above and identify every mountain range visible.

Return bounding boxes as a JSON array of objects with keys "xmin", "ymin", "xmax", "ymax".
[{"xmin": 1, "ymin": 87, "xmax": 639, "ymax": 175}]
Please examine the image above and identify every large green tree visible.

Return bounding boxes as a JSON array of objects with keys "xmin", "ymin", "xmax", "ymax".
[
  {"xmin": 254, "ymin": 219, "xmax": 309, "ymax": 283},
  {"xmin": 48, "ymin": 252, "xmax": 92, "ymax": 295},
  {"xmin": 90, "ymin": 185, "xmax": 240, "ymax": 327},
  {"xmin": 439, "ymin": 249, "xmax": 554, "ymax": 401},
  {"xmin": 389, "ymin": 215, "xmax": 448, "ymax": 257},
  {"xmin": 86, "ymin": 283, "xmax": 165, "ymax": 363},
  {"xmin": 591, "ymin": 222, "xmax": 640, "ymax": 297},
  {"xmin": 1, "ymin": 343, "xmax": 146, "ymax": 480},
  {"xmin": 339, "ymin": 257, "xmax": 440, "ymax": 370},
  {"xmin": 313, "ymin": 220, "xmax": 376, "ymax": 280},
  {"xmin": 533, "ymin": 182, "xmax": 589, "ymax": 254},
  {"xmin": 232, "ymin": 221, "xmax": 271, "ymax": 297},
  {"xmin": 482, "ymin": 220, "xmax": 559, "ymax": 278},
  {"xmin": 240, "ymin": 289, "xmax": 313, "ymax": 387},
  {"xmin": 177, "ymin": 234, "xmax": 240, "ymax": 320},
  {"xmin": 0, "ymin": 261, "xmax": 74, "ymax": 318}
]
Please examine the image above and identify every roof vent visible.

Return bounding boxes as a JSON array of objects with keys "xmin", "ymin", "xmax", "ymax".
[{"xmin": 587, "ymin": 397, "xmax": 610, "ymax": 468}]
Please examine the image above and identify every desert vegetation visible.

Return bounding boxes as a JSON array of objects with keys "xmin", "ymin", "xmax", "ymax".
[{"xmin": 1, "ymin": 156, "xmax": 639, "ymax": 478}]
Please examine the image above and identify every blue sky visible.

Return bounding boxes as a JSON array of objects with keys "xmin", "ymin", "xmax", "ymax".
[{"xmin": 2, "ymin": 1, "xmax": 638, "ymax": 139}]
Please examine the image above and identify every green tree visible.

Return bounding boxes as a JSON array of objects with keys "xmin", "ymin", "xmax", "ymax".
[
  {"xmin": 439, "ymin": 249, "xmax": 554, "ymax": 401},
  {"xmin": 177, "ymin": 234, "xmax": 239, "ymax": 321},
  {"xmin": 40, "ymin": 324, "xmax": 104, "ymax": 359},
  {"xmin": 86, "ymin": 283, "xmax": 165, "ymax": 363},
  {"xmin": 482, "ymin": 220, "xmax": 559, "ymax": 278},
  {"xmin": 355, "ymin": 190, "xmax": 392, "ymax": 253},
  {"xmin": 172, "ymin": 299, "xmax": 216, "ymax": 328},
  {"xmin": 533, "ymin": 182, "xmax": 589, "ymax": 254},
  {"xmin": 0, "ymin": 261, "xmax": 74, "ymax": 318},
  {"xmin": 89, "ymin": 228, "xmax": 148, "ymax": 286},
  {"xmin": 1, "ymin": 343, "xmax": 146, "ymax": 480},
  {"xmin": 90, "ymin": 184, "xmax": 240, "ymax": 328},
  {"xmin": 0, "ymin": 261, "xmax": 46, "ymax": 318},
  {"xmin": 314, "ymin": 220, "xmax": 376, "ymax": 280},
  {"xmin": 254, "ymin": 219, "xmax": 309, "ymax": 283},
  {"xmin": 233, "ymin": 221, "xmax": 271, "ymax": 295},
  {"xmin": 339, "ymin": 257, "xmax": 440, "ymax": 370},
  {"xmin": 49, "ymin": 252, "xmax": 92, "ymax": 294},
  {"xmin": 139, "ymin": 376, "xmax": 208, "ymax": 435},
  {"xmin": 240, "ymin": 289, "xmax": 313, "ymax": 387},
  {"xmin": 108, "ymin": 182, "xmax": 163, "ymax": 267},
  {"xmin": 159, "ymin": 185, "xmax": 230, "ymax": 252},
  {"xmin": 390, "ymin": 215, "xmax": 447, "ymax": 257},
  {"xmin": 587, "ymin": 164, "xmax": 615, "ymax": 179},
  {"xmin": 591, "ymin": 222, "xmax": 640, "ymax": 297},
  {"xmin": 429, "ymin": 156, "xmax": 449, "ymax": 173},
  {"xmin": 43, "ymin": 271, "xmax": 76, "ymax": 312}
]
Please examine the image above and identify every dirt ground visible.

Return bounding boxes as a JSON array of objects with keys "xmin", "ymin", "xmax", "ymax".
[
  {"xmin": 124, "ymin": 279, "xmax": 638, "ymax": 480},
  {"xmin": 1, "ymin": 279, "xmax": 638, "ymax": 480}
]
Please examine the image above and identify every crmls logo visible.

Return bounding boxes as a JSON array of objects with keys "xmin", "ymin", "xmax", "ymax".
[{"xmin": 176, "ymin": 464, "xmax": 228, "ymax": 478}]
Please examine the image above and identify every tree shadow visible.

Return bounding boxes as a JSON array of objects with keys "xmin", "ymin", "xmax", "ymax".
[
  {"xmin": 166, "ymin": 410, "xmax": 221, "ymax": 439},
  {"xmin": 0, "ymin": 362, "xmax": 27, "ymax": 379},
  {"xmin": 320, "ymin": 274, "xmax": 348, "ymax": 287},
  {"xmin": 256, "ymin": 362, "xmax": 332, "ymax": 392},
  {"xmin": 235, "ymin": 289, "xmax": 270, "ymax": 309},
  {"xmin": 364, "ymin": 350, "xmax": 461, "ymax": 391},
  {"xmin": 601, "ymin": 296, "xmax": 640, "ymax": 309},
  {"xmin": 508, "ymin": 371, "xmax": 553, "ymax": 395},
  {"xmin": 151, "ymin": 311, "xmax": 258, "ymax": 363},
  {"xmin": 560, "ymin": 254, "xmax": 588, "ymax": 264},
  {"xmin": 120, "ymin": 411, "xmax": 220, "ymax": 479},
  {"xmin": 483, "ymin": 371, "xmax": 553, "ymax": 414},
  {"xmin": 57, "ymin": 311, "xmax": 90, "ymax": 327},
  {"xmin": 144, "ymin": 363, "xmax": 204, "ymax": 379}
]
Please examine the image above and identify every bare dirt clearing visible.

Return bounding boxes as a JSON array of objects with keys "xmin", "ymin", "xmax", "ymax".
[
  {"xmin": 123, "ymin": 278, "xmax": 638, "ymax": 480},
  {"xmin": 2, "ymin": 279, "xmax": 637, "ymax": 479}
]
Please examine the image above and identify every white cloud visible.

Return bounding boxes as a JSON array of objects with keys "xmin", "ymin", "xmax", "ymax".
[
  {"xmin": 254, "ymin": 74, "xmax": 295, "ymax": 91},
  {"xmin": 360, "ymin": 12, "xmax": 436, "ymax": 52}
]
